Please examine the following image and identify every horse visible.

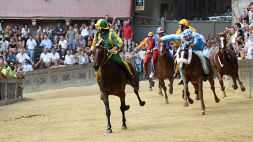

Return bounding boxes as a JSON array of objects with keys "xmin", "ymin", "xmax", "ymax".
[
  {"xmin": 209, "ymin": 33, "xmax": 245, "ymax": 97},
  {"xmin": 154, "ymin": 42, "xmax": 175, "ymax": 104},
  {"xmin": 93, "ymin": 39, "xmax": 145, "ymax": 133},
  {"xmin": 177, "ymin": 47, "xmax": 220, "ymax": 115}
]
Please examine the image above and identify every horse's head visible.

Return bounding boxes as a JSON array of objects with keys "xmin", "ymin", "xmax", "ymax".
[
  {"xmin": 93, "ymin": 38, "xmax": 108, "ymax": 71},
  {"xmin": 217, "ymin": 33, "xmax": 228, "ymax": 54},
  {"xmin": 158, "ymin": 41, "xmax": 166, "ymax": 55}
]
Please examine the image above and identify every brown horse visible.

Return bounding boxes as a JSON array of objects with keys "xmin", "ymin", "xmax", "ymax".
[
  {"xmin": 178, "ymin": 48, "xmax": 220, "ymax": 115},
  {"xmin": 209, "ymin": 33, "xmax": 245, "ymax": 97},
  {"xmin": 154, "ymin": 42, "xmax": 175, "ymax": 104},
  {"xmin": 93, "ymin": 40, "xmax": 145, "ymax": 133}
]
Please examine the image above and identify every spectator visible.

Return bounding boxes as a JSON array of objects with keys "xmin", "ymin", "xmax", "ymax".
[
  {"xmin": 12, "ymin": 25, "xmax": 20, "ymax": 37},
  {"xmin": 75, "ymin": 47, "xmax": 82, "ymax": 58},
  {"xmin": 40, "ymin": 48, "xmax": 50, "ymax": 66},
  {"xmin": 122, "ymin": 21, "xmax": 133, "ymax": 52},
  {"xmin": 80, "ymin": 24, "xmax": 89, "ymax": 39},
  {"xmin": 49, "ymin": 48, "xmax": 60, "ymax": 66},
  {"xmin": 6, "ymin": 50, "xmax": 17, "ymax": 62},
  {"xmin": 43, "ymin": 25, "xmax": 53, "ymax": 39},
  {"xmin": 76, "ymin": 35, "xmax": 86, "ymax": 49},
  {"xmin": 133, "ymin": 48, "xmax": 143, "ymax": 80},
  {"xmin": 248, "ymin": 3, "xmax": 253, "ymax": 24},
  {"xmin": 111, "ymin": 17, "xmax": 121, "ymax": 36},
  {"xmin": 88, "ymin": 24, "xmax": 97, "ymax": 38},
  {"xmin": 73, "ymin": 23, "xmax": 79, "ymax": 33},
  {"xmin": 54, "ymin": 23, "xmax": 65, "ymax": 35},
  {"xmin": 64, "ymin": 50, "xmax": 75, "ymax": 65},
  {"xmin": 8, "ymin": 37, "xmax": 18, "ymax": 53},
  {"xmin": 40, "ymin": 34, "xmax": 52, "ymax": 50},
  {"xmin": 59, "ymin": 48, "xmax": 66, "ymax": 63},
  {"xmin": 86, "ymin": 36, "xmax": 93, "ymax": 48},
  {"xmin": 50, "ymin": 60, "xmax": 66, "ymax": 69},
  {"xmin": 16, "ymin": 47, "xmax": 32, "ymax": 65},
  {"xmin": 125, "ymin": 47, "xmax": 133, "ymax": 60},
  {"xmin": 66, "ymin": 26, "xmax": 78, "ymax": 51},
  {"xmin": 58, "ymin": 35, "xmax": 68, "ymax": 49},
  {"xmin": 52, "ymin": 35, "xmax": 59, "ymax": 47},
  {"xmin": 0, "ymin": 37, "xmax": 9, "ymax": 52},
  {"xmin": 22, "ymin": 59, "xmax": 33, "ymax": 72},
  {"xmin": 26, "ymin": 34, "xmax": 37, "ymax": 61},
  {"xmin": 228, "ymin": 26, "xmax": 236, "ymax": 50},
  {"xmin": 203, "ymin": 39, "xmax": 213, "ymax": 58},
  {"xmin": 79, "ymin": 50, "xmax": 89, "ymax": 64},
  {"xmin": 21, "ymin": 24, "xmax": 30, "ymax": 45}
]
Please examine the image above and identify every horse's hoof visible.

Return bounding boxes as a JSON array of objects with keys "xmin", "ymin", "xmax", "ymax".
[
  {"xmin": 241, "ymin": 87, "xmax": 246, "ymax": 92},
  {"xmin": 184, "ymin": 103, "xmax": 189, "ymax": 107},
  {"xmin": 232, "ymin": 85, "xmax": 238, "ymax": 90},
  {"xmin": 201, "ymin": 111, "xmax": 205, "ymax": 115},
  {"xmin": 215, "ymin": 98, "xmax": 220, "ymax": 103},
  {"xmin": 195, "ymin": 97, "xmax": 200, "ymax": 101},
  {"xmin": 188, "ymin": 98, "xmax": 194, "ymax": 104},
  {"xmin": 121, "ymin": 125, "xmax": 127, "ymax": 130},
  {"xmin": 165, "ymin": 100, "xmax": 169, "ymax": 104},
  {"xmin": 106, "ymin": 129, "xmax": 112, "ymax": 134},
  {"xmin": 149, "ymin": 88, "xmax": 152, "ymax": 91},
  {"xmin": 140, "ymin": 101, "xmax": 145, "ymax": 106},
  {"xmin": 158, "ymin": 91, "xmax": 162, "ymax": 95},
  {"xmin": 125, "ymin": 105, "xmax": 130, "ymax": 111},
  {"xmin": 169, "ymin": 89, "xmax": 173, "ymax": 94}
]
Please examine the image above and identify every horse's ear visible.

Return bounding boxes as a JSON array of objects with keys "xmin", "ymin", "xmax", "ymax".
[{"xmin": 95, "ymin": 38, "xmax": 104, "ymax": 47}]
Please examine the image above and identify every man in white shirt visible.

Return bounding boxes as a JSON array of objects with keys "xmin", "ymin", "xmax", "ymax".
[
  {"xmin": 16, "ymin": 47, "xmax": 33, "ymax": 65},
  {"xmin": 64, "ymin": 50, "xmax": 74, "ymax": 65},
  {"xmin": 58, "ymin": 35, "xmax": 68, "ymax": 49},
  {"xmin": 49, "ymin": 48, "xmax": 60, "ymax": 65},
  {"xmin": 40, "ymin": 48, "xmax": 50, "ymax": 65},
  {"xmin": 26, "ymin": 34, "xmax": 37, "ymax": 61}
]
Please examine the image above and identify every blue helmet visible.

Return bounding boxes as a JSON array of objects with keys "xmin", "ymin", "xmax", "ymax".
[{"xmin": 181, "ymin": 29, "xmax": 193, "ymax": 38}]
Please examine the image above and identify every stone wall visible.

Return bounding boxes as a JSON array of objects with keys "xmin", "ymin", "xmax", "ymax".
[{"xmin": 23, "ymin": 64, "xmax": 96, "ymax": 93}]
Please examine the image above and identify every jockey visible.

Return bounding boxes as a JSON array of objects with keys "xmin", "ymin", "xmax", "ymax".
[
  {"xmin": 161, "ymin": 29, "xmax": 209, "ymax": 83},
  {"xmin": 136, "ymin": 32, "xmax": 155, "ymax": 76},
  {"xmin": 91, "ymin": 19, "xmax": 137, "ymax": 87},
  {"xmin": 174, "ymin": 19, "xmax": 197, "ymax": 84},
  {"xmin": 150, "ymin": 26, "xmax": 171, "ymax": 77}
]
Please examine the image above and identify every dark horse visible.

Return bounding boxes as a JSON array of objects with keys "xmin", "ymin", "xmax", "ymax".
[
  {"xmin": 154, "ymin": 42, "xmax": 175, "ymax": 104},
  {"xmin": 209, "ymin": 33, "xmax": 245, "ymax": 97},
  {"xmin": 178, "ymin": 48, "xmax": 220, "ymax": 115},
  {"xmin": 93, "ymin": 39, "xmax": 145, "ymax": 133}
]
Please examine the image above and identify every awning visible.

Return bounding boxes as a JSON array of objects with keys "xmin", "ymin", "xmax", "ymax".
[{"xmin": 0, "ymin": 0, "xmax": 133, "ymax": 19}]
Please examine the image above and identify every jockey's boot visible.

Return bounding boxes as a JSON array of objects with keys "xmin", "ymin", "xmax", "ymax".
[
  {"xmin": 203, "ymin": 74, "xmax": 208, "ymax": 81},
  {"xmin": 178, "ymin": 80, "xmax": 183, "ymax": 85}
]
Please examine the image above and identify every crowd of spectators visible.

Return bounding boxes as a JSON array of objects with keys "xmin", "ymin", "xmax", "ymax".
[{"xmin": 0, "ymin": 15, "xmax": 137, "ymax": 79}]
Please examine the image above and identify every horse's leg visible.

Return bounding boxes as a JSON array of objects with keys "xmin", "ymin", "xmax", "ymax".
[
  {"xmin": 158, "ymin": 80, "xmax": 163, "ymax": 96},
  {"xmin": 168, "ymin": 77, "xmax": 174, "ymax": 94},
  {"xmin": 236, "ymin": 74, "xmax": 246, "ymax": 91},
  {"xmin": 208, "ymin": 75, "xmax": 220, "ymax": 103},
  {"xmin": 198, "ymin": 79, "xmax": 206, "ymax": 115},
  {"xmin": 134, "ymin": 87, "xmax": 146, "ymax": 106},
  {"xmin": 102, "ymin": 94, "xmax": 112, "ymax": 133},
  {"xmin": 218, "ymin": 73, "xmax": 226, "ymax": 97},
  {"xmin": 148, "ymin": 77, "xmax": 153, "ymax": 91},
  {"xmin": 231, "ymin": 75, "xmax": 238, "ymax": 90},
  {"xmin": 159, "ymin": 79, "xmax": 168, "ymax": 104},
  {"xmin": 120, "ymin": 93, "xmax": 130, "ymax": 130},
  {"xmin": 183, "ymin": 80, "xmax": 189, "ymax": 107},
  {"xmin": 192, "ymin": 83, "xmax": 199, "ymax": 101}
]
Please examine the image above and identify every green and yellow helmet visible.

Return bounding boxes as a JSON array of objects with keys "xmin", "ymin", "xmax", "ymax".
[{"xmin": 95, "ymin": 19, "xmax": 109, "ymax": 30}]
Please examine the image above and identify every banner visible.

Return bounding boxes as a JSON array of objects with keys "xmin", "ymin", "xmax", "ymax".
[{"xmin": 136, "ymin": 0, "xmax": 144, "ymax": 11}]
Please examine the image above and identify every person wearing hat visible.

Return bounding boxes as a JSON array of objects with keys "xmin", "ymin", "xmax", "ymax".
[
  {"xmin": 91, "ymin": 19, "xmax": 137, "ymax": 87},
  {"xmin": 136, "ymin": 32, "xmax": 155, "ymax": 76},
  {"xmin": 161, "ymin": 29, "xmax": 208, "ymax": 84}
]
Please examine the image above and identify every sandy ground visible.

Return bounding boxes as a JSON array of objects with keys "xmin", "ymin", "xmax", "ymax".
[{"xmin": 0, "ymin": 79, "xmax": 253, "ymax": 142}]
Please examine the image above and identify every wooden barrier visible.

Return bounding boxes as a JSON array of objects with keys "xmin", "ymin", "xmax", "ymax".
[{"xmin": 0, "ymin": 79, "xmax": 23, "ymax": 106}]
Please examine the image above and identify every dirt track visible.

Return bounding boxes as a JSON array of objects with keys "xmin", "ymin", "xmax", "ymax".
[{"xmin": 0, "ymin": 80, "xmax": 253, "ymax": 142}]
